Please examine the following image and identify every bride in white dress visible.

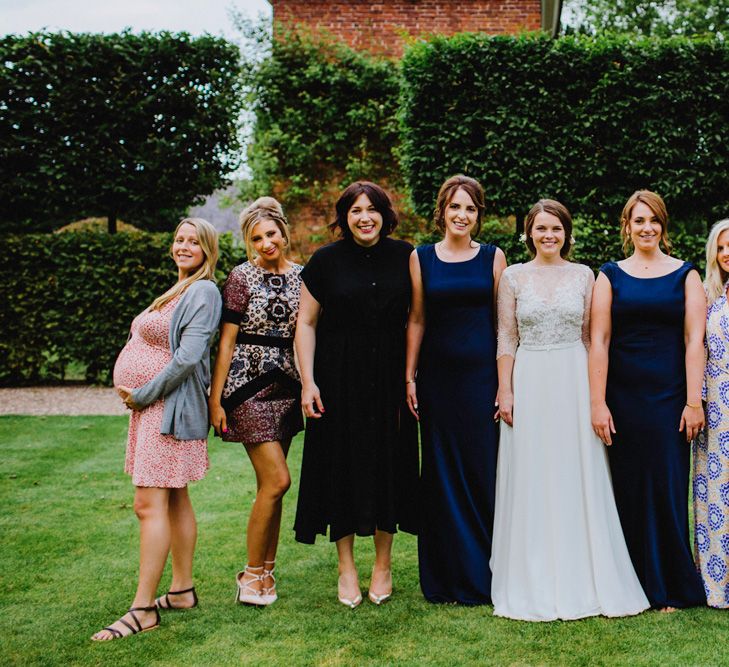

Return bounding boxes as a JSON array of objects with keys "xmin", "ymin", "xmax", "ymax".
[{"xmin": 490, "ymin": 199, "xmax": 648, "ymax": 621}]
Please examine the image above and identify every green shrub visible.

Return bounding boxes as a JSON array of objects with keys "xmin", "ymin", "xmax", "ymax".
[
  {"xmin": 0, "ymin": 232, "xmax": 242, "ymax": 385},
  {"xmin": 242, "ymin": 24, "xmax": 402, "ymax": 205},
  {"xmin": 400, "ymin": 33, "xmax": 729, "ymax": 228},
  {"xmin": 0, "ymin": 31, "xmax": 243, "ymax": 232}
]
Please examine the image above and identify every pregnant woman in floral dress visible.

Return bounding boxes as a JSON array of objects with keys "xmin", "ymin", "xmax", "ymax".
[
  {"xmin": 92, "ymin": 218, "xmax": 222, "ymax": 640},
  {"xmin": 209, "ymin": 197, "xmax": 303, "ymax": 606}
]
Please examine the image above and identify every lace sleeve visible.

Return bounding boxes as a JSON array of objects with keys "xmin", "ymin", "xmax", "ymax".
[
  {"xmin": 497, "ymin": 269, "xmax": 518, "ymax": 359},
  {"xmin": 581, "ymin": 266, "xmax": 595, "ymax": 350}
]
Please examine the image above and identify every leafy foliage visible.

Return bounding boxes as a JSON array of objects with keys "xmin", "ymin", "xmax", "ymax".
[
  {"xmin": 563, "ymin": 0, "xmax": 729, "ymax": 39},
  {"xmin": 399, "ymin": 33, "xmax": 729, "ymax": 228},
  {"xmin": 0, "ymin": 232, "xmax": 241, "ymax": 385},
  {"xmin": 240, "ymin": 23, "xmax": 402, "ymax": 204},
  {"xmin": 0, "ymin": 31, "xmax": 243, "ymax": 232}
]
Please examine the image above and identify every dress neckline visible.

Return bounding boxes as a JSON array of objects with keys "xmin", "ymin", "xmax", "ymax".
[
  {"xmin": 434, "ymin": 243, "xmax": 482, "ymax": 264},
  {"xmin": 249, "ymin": 260, "xmax": 298, "ymax": 276},
  {"xmin": 614, "ymin": 260, "xmax": 687, "ymax": 280}
]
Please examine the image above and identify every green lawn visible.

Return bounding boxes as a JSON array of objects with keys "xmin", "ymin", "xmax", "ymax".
[{"xmin": 1, "ymin": 415, "xmax": 728, "ymax": 666}]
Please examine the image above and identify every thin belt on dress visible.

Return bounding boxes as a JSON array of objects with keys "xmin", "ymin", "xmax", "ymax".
[
  {"xmin": 237, "ymin": 332, "xmax": 293, "ymax": 349},
  {"xmin": 518, "ymin": 339, "xmax": 582, "ymax": 351}
]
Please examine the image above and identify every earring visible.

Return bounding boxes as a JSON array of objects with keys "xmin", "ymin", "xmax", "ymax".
[
  {"xmin": 570, "ymin": 235, "xmax": 575, "ymax": 245},
  {"xmin": 519, "ymin": 232, "xmax": 526, "ymax": 242}
]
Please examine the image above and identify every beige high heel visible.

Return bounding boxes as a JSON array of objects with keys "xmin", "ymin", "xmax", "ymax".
[
  {"xmin": 261, "ymin": 560, "xmax": 277, "ymax": 605},
  {"xmin": 337, "ymin": 575, "xmax": 362, "ymax": 609},
  {"xmin": 235, "ymin": 565, "xmax": 265, "ymax": 606},
  {"xmin": 368, "ymin": 568, "xmax": 392, "ymax": 605}
]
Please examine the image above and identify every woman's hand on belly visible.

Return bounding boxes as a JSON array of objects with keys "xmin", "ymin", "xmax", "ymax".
[{"xmin": 117, "ymin": 385, "xmax": 142, "ymax": 411}]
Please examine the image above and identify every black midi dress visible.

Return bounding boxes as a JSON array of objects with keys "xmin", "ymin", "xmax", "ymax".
[{"xmin": 294, "ymin": 236, "xmax": 420, "ymax": 544}]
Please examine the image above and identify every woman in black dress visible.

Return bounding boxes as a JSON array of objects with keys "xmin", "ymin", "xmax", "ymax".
[{"xmin": 294, "ymin": 181, "xmax": 419, "ymax": 608}]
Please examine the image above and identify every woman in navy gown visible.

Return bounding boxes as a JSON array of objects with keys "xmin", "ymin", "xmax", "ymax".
[
  {"xmin": 589, "ymin": 190, "xmax": 706, "ymax": 611},
  {"xmin": 406, "ymin": 174, "xmax": 506, "ymax": 604}
]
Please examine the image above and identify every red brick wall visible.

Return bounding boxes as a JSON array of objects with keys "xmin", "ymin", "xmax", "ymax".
[{"xmin": 271, "ymin": 0, "xmax": 542, "ymax": 57}]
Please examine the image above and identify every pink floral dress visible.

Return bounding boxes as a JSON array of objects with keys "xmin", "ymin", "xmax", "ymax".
[{"xmin": 113, "ymin": 297, "xmax": 208, "ymax": 487}]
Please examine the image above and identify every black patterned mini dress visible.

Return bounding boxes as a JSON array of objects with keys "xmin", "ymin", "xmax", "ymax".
[{"xmin": 220, "ymin": 261, "xmax": 304, "ymax": 444}]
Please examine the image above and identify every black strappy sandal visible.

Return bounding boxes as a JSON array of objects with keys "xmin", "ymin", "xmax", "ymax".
[
  {"xmin": 92, "ymin": 606, "xmax": 160, "ymax": 641},
  {"xmin": 155, "ymin": 586, "xmax": 198, "ymax": 610}
]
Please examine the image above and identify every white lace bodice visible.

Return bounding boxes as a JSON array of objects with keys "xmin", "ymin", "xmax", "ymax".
[{"xmin": 496, "ymin": 262, "xmax": 595, "ymax": 358}]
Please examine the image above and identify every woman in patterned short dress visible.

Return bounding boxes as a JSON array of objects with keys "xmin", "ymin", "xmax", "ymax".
[
  {"xmin": 92, "ymin": 218, "xmax": 222, "ymax": 640},
  {"xmin": 209, "ymin": 197, "xmax": 303, "ymax": 606},
  {"xmin": 695, "ymin": 218, "xmax": 729, "ymax": 607}
]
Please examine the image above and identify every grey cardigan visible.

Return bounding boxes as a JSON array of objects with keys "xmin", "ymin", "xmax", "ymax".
[{"xmin": 131, "ymin": 279, "xmax": 222, "ymax": 440}]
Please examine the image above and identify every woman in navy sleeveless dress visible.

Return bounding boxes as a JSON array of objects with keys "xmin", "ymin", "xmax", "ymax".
[
  {"xmin": 406, "ymin": 175, "xmax": 506, "ymax": 604},
  {"xmin": 589, "ymin": 190, "xmax": 706, "ymax": 610}
]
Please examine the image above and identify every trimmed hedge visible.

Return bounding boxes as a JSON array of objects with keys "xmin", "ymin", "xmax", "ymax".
[
  {"xmin": 0, "ymin": 232, "xmax": 242, "ymax": 385},
  {"xmin": 0, "ymin": 31, "xmax": 243, "ymax": 232},
  {"xmin": 400, "ymin": 33, "xmax": 729, "ymax": 227}
]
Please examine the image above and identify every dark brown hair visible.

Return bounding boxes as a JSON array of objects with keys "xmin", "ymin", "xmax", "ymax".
[
  {"xmin": 329, "ymin": 181, "xmax": 398, "ymax": 239},
  {"xmin": 433, "ymin": 175, "xmax": 485, "ymax": 238},
  {"xmin": 524, "ymin": 199, "xmax": 573, "ymax": 259}
]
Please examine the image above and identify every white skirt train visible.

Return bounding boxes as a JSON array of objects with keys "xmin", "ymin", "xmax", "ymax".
[{"xmin": 490, "ymin": 341, "xmax": 649, "ymax": 621}]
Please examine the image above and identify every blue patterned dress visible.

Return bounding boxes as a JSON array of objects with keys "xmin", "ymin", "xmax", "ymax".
[{"xmin": 694, "ymin": 292, "xmax": 729, "ymax": 607}]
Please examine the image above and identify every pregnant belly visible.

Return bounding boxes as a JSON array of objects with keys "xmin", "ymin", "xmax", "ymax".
[{"xmin": 113, "ymin": 341, "xmax": 171, "ymax": 388}]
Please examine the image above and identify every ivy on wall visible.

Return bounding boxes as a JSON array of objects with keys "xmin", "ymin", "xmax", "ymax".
[{"xmin": 242, "ymin": 25, "xmax": 402, "ymax": 206}]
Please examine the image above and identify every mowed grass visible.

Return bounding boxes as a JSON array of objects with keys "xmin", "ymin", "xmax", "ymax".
[{"xmin": 2, "ymin": 416, "xmax": 729, "ymax": 666}]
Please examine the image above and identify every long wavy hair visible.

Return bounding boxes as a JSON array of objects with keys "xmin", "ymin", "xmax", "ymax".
[
  {"xmin": 704, "ymin": 219, "xmax": 729, "ymax": 304},
  {"xmin": 239, "ymin": 196, "xmax": 291, "ymax": 261},
  {"xmin": 619, "ymin": 190, "xmax": 672, "ymax": 257},
  {"xmin": 433, "ymin": 174, "xmax": 485, "ymax": 239},
  {"xmin": 151, "ymin": 217, "xmax": 219, "ymax": 311}
]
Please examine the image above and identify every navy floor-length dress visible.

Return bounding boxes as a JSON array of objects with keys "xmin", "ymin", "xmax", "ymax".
[
  {"xmin": 602, "ymin": 261, "xmax": 705, "ymax": 609},
  {"xmin": 417, "ymin": 243, "xmax": 499, "ymax": 604}
]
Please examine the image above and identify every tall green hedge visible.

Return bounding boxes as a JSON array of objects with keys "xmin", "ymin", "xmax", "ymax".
[
  {"xmin": 0, "ymin": 233, "xmax": 242, "ymax": 385},
  {"xmin": 0, "ymin": 31, "xmax": 243, "ymax": 233},
  {"xmin": 400, "ymin": 33, "xmax": 729, "ymax": 226}
]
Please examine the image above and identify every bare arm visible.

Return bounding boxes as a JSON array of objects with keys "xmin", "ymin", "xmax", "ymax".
[
  {"xmin": 680, "ymin": 269, "xmax": 707, "ymax": 441},
  {"xmin": 495, "ymin": 270, "xmax": 517, "ymax": 427},
  {"xmin": 295, "ymin": 284, "xmax": 324, "ymax": 418},
  {"xmin": 492, "ymin": 247, "xmax": 508, "ymax": 421},
  {"xmin": 492, "ymin": 247, "xmax": 507, "ymax": 304},
  {"xmin": 588, "ymin": 272, "xmax": 615, "ymax": 445},
  {"xmin": 405, "ymin": 250, "xmax": 425, "ymax": 420},
  {"xmin": 208, "ymin": 322, "xmax": 238, "ymax": 435}
]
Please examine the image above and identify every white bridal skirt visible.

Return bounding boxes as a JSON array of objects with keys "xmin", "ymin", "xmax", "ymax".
[{"xmin": 490, "ymin": 341, "xmax": 649, "ymax": 621}]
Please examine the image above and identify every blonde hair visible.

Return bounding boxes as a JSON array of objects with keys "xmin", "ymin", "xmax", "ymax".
[
  {"xmin": 619, "ymin": 190, "xmax": 672, "ymax": 256},
  {"xmin": 239, "ymin": 196, "xmax": 290, "ymax": 261},
  {"xmin": 151, "ymin": 217, "xmax": 219, "ymax": 311},
  {"xmin": 704, "ymin": 219, "xmax": 729, "ymax": 304}
]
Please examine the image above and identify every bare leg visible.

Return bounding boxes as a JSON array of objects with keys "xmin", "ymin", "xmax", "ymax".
[
  {"xmin": 263, "ymin": 439, "xmax": 291, "ymax": 563},
  {"xmin": 239, "ymin": 440, "xmax": 290, "ymax": 594},
  {"xmin": 261, "ymin": 439, "xmax": 291, "ymax": 597},
  {"xmin": 336, "ymin": 534, "xmax": 361, "ymax": 606},
  {"xmin": 370, "ymin": 529, "xmax": 393, "ymax": 600},
  {"xmin": 158, "ymin": 486, "xmax": 197, "ymax": 608},
  {"xmin": 92, "ymin": 487, "xmax": 170, "ymax": 640}
]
